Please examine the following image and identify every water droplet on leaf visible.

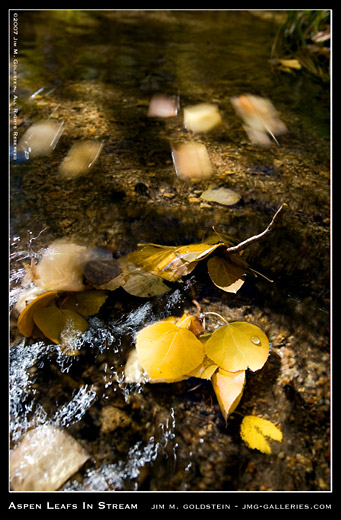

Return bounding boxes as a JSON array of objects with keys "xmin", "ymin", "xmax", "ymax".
[{"xmin": 251, "ymin": 335, "xmax": 261, "ymax": 345}]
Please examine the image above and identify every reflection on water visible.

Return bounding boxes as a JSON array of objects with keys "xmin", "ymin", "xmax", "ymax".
[{"xmin": 9, "ymin": 10, "xmax": 330, "ymax": 492}]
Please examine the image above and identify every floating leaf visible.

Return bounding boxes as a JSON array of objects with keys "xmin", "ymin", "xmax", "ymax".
[
  {"xmin": 135, "ymin": 321, "xmax": 205, "ymax": 380},
  {"xmin": 183, "ymin": 103, "xmax": 222, "ymax": 133},
  {"xmin": 204, "ymin": 322, "xmax": 269, "ymax": 372},
  {"xmin": 17, "ymin": 291, "xmax": 58, "ymax": 337},
  {"xmin": 122, "ymin": 266, "xmax": 171, "ymax": 297},
  {"xmin": 128, "ymin": 242, "xmax": 222, "ymax": 282},
  {"xmin": 207, "ymin": 255, "xmax": 246, "ymax": 293},
  {"xmin": 277, "ymin": 58, "xmax": 302, "ymax": 70},
  {"xmin": 171, "ymin": 142, "xmax": 214, "ymax": 181},
  {"xmin": 59, "ymin": 140, "xmax": 103, "ymax": 179},
  {"xmin": 35, "ymin": 240, "xmax": 91, "ymax": 292},
  {"xmin": 18, "ymin": 121, "xmax": 64, "ymax": 159},
  {"xmin": 62, "ymin": 290, "xmax": 108, "ymax": 316},
  {"xmin": 33, "ymin": 302, "xmax": 89, "ymax": 344},
  {"xmin": 212, "ymin": 368, "xmax": 246, "ymax": 421},
  {"xmin": 231, "ymin": 94, "xmax": 287, "ymax": 146},
  {"xmin": 148, "ymin": 94, "xmax": 179, "ymax": 117},
  {"xmin": 188, "ymin": 356, "xmax": 218, "ymax": 379},
  {"xmin": 200, "ymin": 187, "xmax": 241, "ymax": 206},
  {"xmin": 10, "ymin": 424, "xmax": 89, "ymax": 491},
  {"xmin": 240, "ymin": 415, "xmax": 283, "ymax": 454}
]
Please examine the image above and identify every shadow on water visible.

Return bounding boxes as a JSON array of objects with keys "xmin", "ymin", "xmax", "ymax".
[{"xmin": 10, "ymin": 10, "xmax": 330, "ymax": 492}]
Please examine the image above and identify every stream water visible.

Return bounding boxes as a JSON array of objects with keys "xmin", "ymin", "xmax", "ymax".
[{"xmin": 9, "ymin": 10, "xmax": 330, "ymax": 494}]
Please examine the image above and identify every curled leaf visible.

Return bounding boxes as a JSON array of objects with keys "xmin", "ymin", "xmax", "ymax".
[
  {"xmin": 204, "ymin": 322, "xmax": 269, "ymax": 372},
  {"xmin": 212, "ymin": 368, "xmax": 246, "ymax": 421},
  {"xmin": 17, "ymin": 291, "xmax": 58, "ymax": 337},
  {"xmin": 135, "ymin": 321, "xmax": 205, "ymax": 380},
  {"xmin": 207, "ymin": 255, "xmax": 246, "ymax": 293},
  {"xmin": 128, "ymin": 242, "xmax": 222, "ymax": 282},
  {"xmin": 240, "ymin": 415, "xmax": 283, "ymax": 454}
]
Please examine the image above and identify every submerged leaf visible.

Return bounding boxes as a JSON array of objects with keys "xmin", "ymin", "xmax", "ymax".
[
  {"xmin": 207, "ymin": 255, "xmax": 246, "ymax": 293},
  {"xmin": 204, "ymin": 322, "xmax": 269, "ymax": 372},
  {"xmin": 33, "ymin": 302, "xmax": 89, "ymax": 344},
  {"xmin": 62, "ymin": 290, "xmax": 108, "ymax": 316},
  {"xmin": 240, "ymin": 415, "xmax": 283, "ymax": 454},
  {"xmin": 212, "ymin": 369, "xmax": 246, "ymax": 421},
  {"xmin": 10, "ymin": 424, "xmax": 89, "ymax": 491},
  {"xmin": 200, "ymin": 187, "xmax": 241, "ymax": 206},
  {"xmin": 17, "ymin": 291, "xmax": 58, "ymax": 337},
  {"xmin": 135, "ymin": 321, "xmax": 205, "ymax": 380}
]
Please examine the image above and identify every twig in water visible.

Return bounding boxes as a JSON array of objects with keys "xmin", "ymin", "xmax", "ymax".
[{"xmin": 225, "ymin": 203, "xmax": 287, "ymax": 255}]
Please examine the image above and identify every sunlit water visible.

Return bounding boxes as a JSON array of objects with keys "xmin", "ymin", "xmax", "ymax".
[{"xmin": 9, "ymin": 10, "xmax": 330, "ymax": 491}]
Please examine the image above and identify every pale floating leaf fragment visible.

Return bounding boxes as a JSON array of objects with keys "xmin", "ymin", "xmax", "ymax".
[
  {"xmin": 10, "ymin": 424, "xmax": 89, "ymax": 491},
  {"xmin": 200, "ymin": 187, "xmax": 241, "ymax": 206},
  {"xmin": 183, "ymin": 103, "xmax": 222, "ymax": 133},
  {"xmin": 18, "ymin": 120, "xmax": 64, "ymax": 158},
  {"xmin": 35, "ymin": 239, "xmax": 92, "ymax": 292},
  {"xmin": 147, "ymin": 93, "xmax": 179, "ymax": 117},
  {"xmin": 231, "ymin": 94, "xmax": 287, "ymax": 146},
  {"xmin": 171, "ymin": 142, "xmax": 214, "ymax": 182},
  {"xmin": 59, "ymin": 140, "xmax": 103, "ymax": 178},
  {"xmin": 204, "ymin": 321, "xmax": 270, "ymax": 372},
  {"xmin": 212, "ymin": 368, "xmax": 246, "ymax": 421},
  {"xmin": 240, "ymin": 415, "xmax": 283, "ymax": 454}
]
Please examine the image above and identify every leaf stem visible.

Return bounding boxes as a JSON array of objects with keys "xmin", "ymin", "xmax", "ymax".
[
  {"xmin": 204, "ymin": 311, "xmax": 229, "ymax": 324},
  {"xmin": 225, "ymin": 203, "xmax": 288, "ymax": 255}
]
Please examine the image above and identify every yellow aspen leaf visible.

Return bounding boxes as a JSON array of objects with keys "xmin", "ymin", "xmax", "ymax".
[
  {"xmin": 204, "ymin": 322, "xmax": 269, "ymax": 372},
  {"xmin": 240, "ymin": 415, "xmax": 283, "ymax": 454},
  {"xmin": 33, "ymin": 302, "xmax": 89, "ymax": 345},
  {"xmin": 207, "ymin": 255, "xmax": 246, "ymax": 293},
  {"xmin": 128, "ymin": 242, "xmax": 222, "ymax": 282},
  {"xmin": 212, "ymin": 369, "xmax": 246, "ymax": 421},
  {"xmin": 62, "ymin": 290, "xmax": 108, "ymax": 316},
  {"xmin": 135, "ymin": 321, "xmax": 205, "ymax": 380},
  {"xmin": 17, "ymin": 291, "xmax": 58, "ymax": 337},
  {"xmin": 188, "ymin": 357, "xmax": 218, "ymax": 379}
]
